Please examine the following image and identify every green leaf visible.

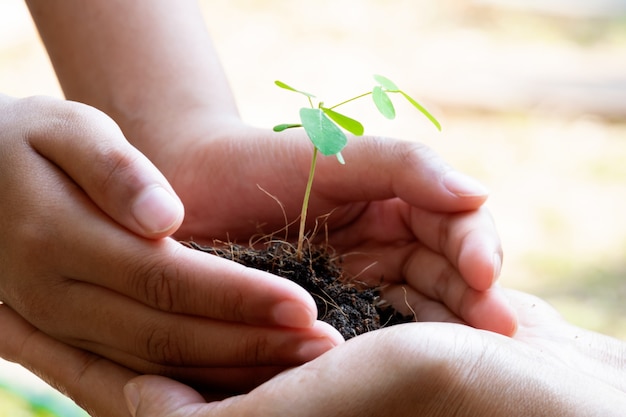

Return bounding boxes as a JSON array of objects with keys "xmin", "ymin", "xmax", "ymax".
[
  {"xmin": 399, "ymin": 91, "xmax": 442, "ymax": 131},
  {"xmin": 273, "ymin": 123, "xmax": 302, "ymax": 132},
  {"xmin": 299, "ymin": 107, "xmax": 348, "ymax": 156},
  {"xmin": 274, "ymin": 80, "xmax": 315, "ymax": 98},
  {"xmin": 321, "ymin": 107, "xmax": 364, "ymax": 136},
  {"xmin": 335, "ymin": 151, "xmax": 345, "ymax": 164},
  {"xmin": 373, "ymin": 74, "xmax": 399, "ymax": 91},
  {"xmin": 372, "ymin": 86, "xmax": 396, "ymax": 119}
]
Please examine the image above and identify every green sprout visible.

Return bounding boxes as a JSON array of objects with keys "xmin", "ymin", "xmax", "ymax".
[{"xmin": 273, "ymin": 74, "xmax": 441, "ymax": 260}]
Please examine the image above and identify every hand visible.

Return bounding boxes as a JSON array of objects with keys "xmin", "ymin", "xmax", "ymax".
[
  {"xmin": 0, "ymin": 95, "xmax": 342, "ymax": 391},
  {"xmin": 117, "ymin": 290, "xmax": 626, "ymax": 417},
  {"xmin": 125, "ymin": 290, "xmax": 626, "ymax": 417},
  {"xmin": 140, "ymin": 119, "xmax": 517, "ymax": 336},
  {"xmin": 3, "ymin": 289, "xmax": 625, "ymax": 417},
  {"xmin": 26, "ymin": 0, "xmax": 516, "ymax": 336}
]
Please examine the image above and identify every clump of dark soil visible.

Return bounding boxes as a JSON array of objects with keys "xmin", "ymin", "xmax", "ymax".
[{"xmin": 183, "ymin": 240, "xmax": 412, "ymax": 340}]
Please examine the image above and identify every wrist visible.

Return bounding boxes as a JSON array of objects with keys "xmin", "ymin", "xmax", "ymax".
[{"xmin": 120, "ymin": 106, "xmax": 241, "ymax": 165}]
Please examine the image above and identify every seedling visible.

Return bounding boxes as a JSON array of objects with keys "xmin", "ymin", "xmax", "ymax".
[{"xmin": 273, "ymin": 74, "xmax": 441, "ymax": 260}]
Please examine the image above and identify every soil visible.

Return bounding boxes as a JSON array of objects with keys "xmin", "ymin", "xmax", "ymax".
[{"xmin": 183, "ymin": 240, "xmax": 413, "ymax": 340}]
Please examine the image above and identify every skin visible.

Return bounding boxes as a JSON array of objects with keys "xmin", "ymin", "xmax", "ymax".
[
  {"xmin": 23, "ymin": 0, "xmax": 516, "ymax": 329},
  {"xmin": 7, "ymin": 1, "xmax": 617, "ymax": 415},
  {"xmin": 0, "ymin": 89, "xmax": 513, "ymax": 389},
  {"xmin": 129, "ymin": 291, "xmax": 626, "ymax": 417},
  {"xmin": 1, "ymin": 290, "xmax": 624, "ymax": 417},
  {"xmin": 2, "ymin": 0, "xmax": 513, "ymax": 399},
  {"xmin": 0, "ymin": 94, "xmax": 342, "ymax": 391}
]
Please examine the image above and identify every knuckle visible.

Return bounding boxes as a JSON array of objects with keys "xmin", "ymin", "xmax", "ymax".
[
  {"xmin": 393, "ymin": 139, "xmax": 439, "ymax": 168},
  {"xmin": 437, "ymin": 215, "xmax": 453, "ymax": 255},
  {"xmin": 25, "ymin": 97, "xmax": 103, "ymax": 139},
  {"xmin": 21, "ymin": 98, "xmax": 141, "ymax": 196},
  {"xmin": 218, "ymin": 266, "xmax": 248, "ymax": 322},
  {"xmin": 128, "ymin": 257, "xmax": 180, "ymax": 313},
  {"xmin": 91, "ymin": 144, "xmax": 142, "ymax": 196},
  {"xmin": 70, "ymin": 351, "xmax": 104, "ymax": 385},
  {"xmin": 138, "ymin": 323, "xmax": 185, "ymax": 366},
  {"xmin": 241, "ymin": 332, "xmax": 272, "ymax": 365},
  {"xmin": 1, "ymin": 222, "xmax": 61, "ymax": 311},
  {"xmin": 434, "ymin": 263, "xmax": 458, "ymax": 301}
]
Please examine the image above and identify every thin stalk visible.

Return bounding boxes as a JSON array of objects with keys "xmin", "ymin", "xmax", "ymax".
[
  {"xmin": 296, "ymin": 146, "xmax": 318, "ymax": 261},
  {"xmin": 328, "ymin": 91, "xmax": 372, "ymax": 110}
]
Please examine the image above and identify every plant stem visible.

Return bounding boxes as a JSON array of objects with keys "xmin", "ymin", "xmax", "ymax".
[
  {"xmin": 297, "ymin": 146, "xmax": 318, "ymax": 261},
  {"xmin": 328, "ymin": 91, "xmax": 372, "ymax": 110}
]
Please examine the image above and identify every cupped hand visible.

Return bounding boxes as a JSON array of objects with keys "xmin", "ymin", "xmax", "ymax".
[
  {"xmin": 138, "ymin": 118, "xmax": 515, "ymax": 335},
  {"xmin": 0, "ymin": 95, "xmax": 342, "ymax": 391},
  {"xmin": 3, "ymin": 289, "xmax": 625, "ymax": 417},
  {"xmin": 125, "ymin": 290, "xmax": 626, "ymax": 417},
  {"xmin": 123, "ymin": 290, "xmax": 626, "ymax": 417}
]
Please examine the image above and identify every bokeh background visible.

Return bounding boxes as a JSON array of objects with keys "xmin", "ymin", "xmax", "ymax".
[{"xmin": 1, "ymin": 0, "xmax": 625, "ymax": 415}]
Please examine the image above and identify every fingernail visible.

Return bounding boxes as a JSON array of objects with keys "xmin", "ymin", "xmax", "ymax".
[
  {"xmin": 297, "ymin": 337, "xmax": 336, "ymax": 361},
  {"xmin": 131, "ymin": 186, "xmax": 184, "ymax": 234},
  {"xmin": 272, "ymin": 300, "xmax": 316, "ymax": 328},
  {"xmin": 123, "ymin": 383, "xmax": 139, "ymax": 417},
  {"xmin": 443, "ymin": 171, "xmax": 489, "ymax": 197}
]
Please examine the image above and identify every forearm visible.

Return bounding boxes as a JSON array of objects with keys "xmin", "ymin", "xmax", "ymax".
[{"xmin": 26, "ymin": 0, "xmax": 239, "ymax": 153}]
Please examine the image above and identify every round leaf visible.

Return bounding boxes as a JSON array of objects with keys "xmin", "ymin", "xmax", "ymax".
[
  {"xmin": 373, "ymin": 74, "xmax": 399, "ymax": 91},
  {"xmin": 299, "ymin": 108, "xmax": 348, "ymax": 156},
  {"xmin": 372, "ymin": 86, "xmax": 396, "ymax": 119}
]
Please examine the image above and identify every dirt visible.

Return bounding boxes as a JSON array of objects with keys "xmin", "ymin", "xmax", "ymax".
[{"xmin": 183, "ymin": 240, "xmax": 412, "ymax": 340}]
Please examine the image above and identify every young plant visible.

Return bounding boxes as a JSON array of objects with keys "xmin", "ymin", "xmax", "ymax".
[{"xmin": 273, "ymin": 74, "xmax": 441, "ymax": 260}]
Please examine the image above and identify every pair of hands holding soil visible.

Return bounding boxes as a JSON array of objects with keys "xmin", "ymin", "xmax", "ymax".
[
  {"xmin": 0, "ymin": 90, "xmax": 513, "ymax": 385},
  {"xmin": 5, "ymin": 94, "xmax": 625, "ymax": 417},
  {"xmin": 0, "ymin": 89, "xmax": 516, "ymax": 414},
  {"xmin": 2, "ymin": 1, "xmax": 625, "ymax": 415}
]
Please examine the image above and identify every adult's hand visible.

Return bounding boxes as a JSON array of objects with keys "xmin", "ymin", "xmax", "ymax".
[
  {"xmin": 125, "ymin": 290, "xmax": 626, "ymax": 417},
  {"xmin": 0, "ymin": 95, "xmax": 341, "ymax": 391},
  {"xmin": 140, "ymin": 121, "xmax": 517, "ymax": 336},
  {"xmin": 26, "ymin": 0, "xmax": 516, "ymax": 335},
  {"xmin": 3, "ymin": 287, "xmax": 625, "ymax": 417}
]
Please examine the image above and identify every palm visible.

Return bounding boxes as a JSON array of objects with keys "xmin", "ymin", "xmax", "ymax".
[
  {"xmin": 508, "ymin": 291, "xmax": 626, "ymax": 393},
  {"xmin": 159, "ymin": 126, "xmax": 361, "ymax": 241}
]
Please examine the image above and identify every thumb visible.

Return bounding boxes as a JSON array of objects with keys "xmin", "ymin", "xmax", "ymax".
[
  {"xmin": 316, "ymin": 136, "xmax": 489, "ymax": 212},
  {"xmin": 124, "ymin": 376, "xmax": 212, "ymax": 417},
  {"xmin": 23, "ymin": 97, "xmax": 184, "ymax": 238}
]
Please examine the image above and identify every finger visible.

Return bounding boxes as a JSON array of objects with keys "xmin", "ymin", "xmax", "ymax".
[
  {"xmin": 331, "ymin": 200, "xmax": 501, "ymax": 291},
  {"xmin": 127, "ymin": 326, "xmax": 626, "ymax": 417},
  {"xmin": 399, "ymin": 245, "xmax": 517, "ymax": 335},
  {"xmin": 126, "ymin": 325, "xmax": 477, "ymax": 417},
  {"xmin": 42, "ymin": 283, "xmax": 342, "ymax": 368},
  {"xmin": 0, "ymin": 303, "xmax": 135, "ymax": 417},
  {"xmin": 16, "ymin": 162, "xmax": 321, "ymax": 330},
  {"xmin": 17, "ymin": 96, "xmax": 184, "ymax": 238},
  {"xmin": 124, "ymin": 375, "xmax": 208, "ymax": 417},
  {"xmin": 408, "ymin": 205, "xmax": 503, "ymax": 290},
  {"xmin": 379, "ymin": 285, "xmax": 464, "ymax": 325},
  {"xmin": 69, "ymin": 234, "xmax": 323, "ymax": 329},
  {"xmin": 3, "ymin": 142, "xmax": 346, "ymax": 374},
  {"xmin": 314, "ymin": 137, "xmax": 490, "ymax": 212},
  {"xmin": 341, "ymin": 243, "xmax": 516, "ymax": 335}
]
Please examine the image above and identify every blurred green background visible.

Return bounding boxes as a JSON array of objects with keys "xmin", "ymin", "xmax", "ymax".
[{"xmin": 1, "ymin": 0, "xmax": 625, "ymax": 415}]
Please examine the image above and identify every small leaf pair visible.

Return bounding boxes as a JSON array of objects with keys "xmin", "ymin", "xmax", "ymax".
[
  {"xmin": 272, "ymin": 75, "xmax": 441, "ymax": 259},
  {"xmin": 371, "ymin": 74, "xmax": 441, "ymax": 130},
  {"xmin": 274, "ymin": 75, "xmax": 440, "ymax": 164}
]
